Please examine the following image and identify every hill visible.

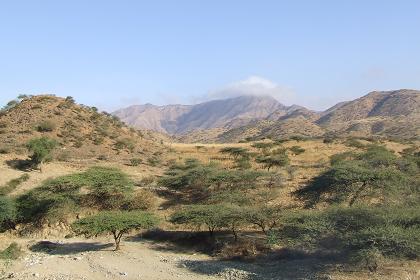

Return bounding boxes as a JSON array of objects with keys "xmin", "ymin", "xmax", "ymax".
[
  {"xmin": 114, "ymin": 95, "xmax": 301, "ymax": 134},
  {"xmin": 178, "ymin": 89, "xmax": 420, "ymax": 143},
  {"xmin": 0, "ymin": 95, "xmax": 165, "ymax": 161}
]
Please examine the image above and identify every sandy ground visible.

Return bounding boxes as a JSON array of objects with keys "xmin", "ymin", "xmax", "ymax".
[
  {"xmin": 2, "ymin": 237, "xmax": 221, "ymax": 280},
  {"xmin": 2, "ymin": 236, "xmax": 419, "ymax": 280}
]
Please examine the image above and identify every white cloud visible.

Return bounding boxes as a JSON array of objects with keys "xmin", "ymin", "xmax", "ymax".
[{"xmin": 203, "ymin": 76, "xmax": 297, "ymax": 105}]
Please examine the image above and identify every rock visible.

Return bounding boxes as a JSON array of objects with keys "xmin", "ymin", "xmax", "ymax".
[{"xmin": 119, "ymin": 272, "xmax": 128, "ymax": 276}]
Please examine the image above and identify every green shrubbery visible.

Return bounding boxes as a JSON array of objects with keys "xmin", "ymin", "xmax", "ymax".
[
  {"xmin": 0, "ymin": 242, "xmax": 22, "ymax": 260},
  {"xmin": 72, "ymin": 211, "xmax": 158, "ymax": 250},
  {"xmin": 35, "ymin": 120, "xmax": 56, "ymax": 132},
  {"xmin": 15, "ymin": 167, "xmax": 136, "ymax": 225},
  {"xmin": 26, "ymin": 136, "xmax": 58, "ymax": 170},
  {"xmin": 0, "ymin": 174, "xmax": 29, "ymax": 195},
  {"xmin": 0, "ymin": 196, "xmax": 16, "ymax": 231},
  {"xmin": 278, "ymin": 206, "xmax": 420, "ymax": 268}
]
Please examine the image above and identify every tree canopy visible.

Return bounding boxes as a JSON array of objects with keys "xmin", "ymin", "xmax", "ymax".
[{"xmin": 72, "ymin": 211, "xmax": 158, "ymax": 250}]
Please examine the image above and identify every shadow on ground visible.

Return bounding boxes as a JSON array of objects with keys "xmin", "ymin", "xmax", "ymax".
[
  {"xmin": 29, "ymin": 241, "xmax": 114, "ymax": 255},
  {"xmin": 179, "ymin": 250, "xmax": 346, "ymax": 280},
  {"xmin": 5, "ymin": 159, "xmax": 34, "ymax": 171},
  {"xmin": 128, "ymin": 229, "xmax": 217, "ymax": 254}
]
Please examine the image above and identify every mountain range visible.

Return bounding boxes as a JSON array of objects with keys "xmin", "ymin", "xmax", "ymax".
[{"xmin": 114, "ymin": 89, "xmax": 420, "ymax": 142}]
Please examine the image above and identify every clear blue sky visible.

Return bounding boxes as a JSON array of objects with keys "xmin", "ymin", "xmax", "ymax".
[{"xmin": 1, "ymin": 0, "xmax": 419, "ymax": 111}]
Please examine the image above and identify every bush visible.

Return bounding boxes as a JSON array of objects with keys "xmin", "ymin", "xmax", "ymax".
[
  {"xmin": 295, "ymin": 146, "xmax": 416, "ymax": 207},
  {"xmin": 35, "ymin": 120, "xmax": 56, "ymax": 132},
  {"xmin": 114, "ymin": 138, "xmax": 135, "ymax": 152},
  {"xmin": 0, "ymin": 174, "xmax": 30, "ymax": 195},
  {"xmin": 130, "ymin": 158, "xmax": 142, "ymax": 166},
  {"xmin": 345, "ymin": 138, "xmax": 365, "ymax": 148},
  {"xmin": 0, "ymin": 196, "xmax": 16, "ymax": 231},
  {"xmin": 0, "ymin": 243, "xmax": 22, "ymax": 260},
  {"xmin": 171, "ymin": 204, "xmax": 246, "ymax": 240},
  {"xmin": 279, "ymin": 206, "xmax": 420, "ymax": 263},
  {"xmin": 16, "ymin": 167, "xmax": 135, "ymax": 225},
  {"xmin": 289, "ymin": 146, "xmax": 305, "ymax": 155},
  {"xmin": 147, "ymin": 157, "xmax": 161, "ymax": 166},
  {"xmin": 26, "ymin": 137, "xmax": 58, "ymax": 169},
  {"xmin": 72, "ymin": 211, "xmax": 159, "ymax": 250},
  {"xmin": 123, "ymin": 190, "xmax": 156, "ymax": 210},
  {"xmin": 256, "ymin": 148, "xmax": 289, "ymax": 171}
]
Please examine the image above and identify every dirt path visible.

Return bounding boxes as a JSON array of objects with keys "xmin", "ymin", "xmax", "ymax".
[{"xmin": 2, "ymin": 238, "xmax": 219, "ymax": 280}]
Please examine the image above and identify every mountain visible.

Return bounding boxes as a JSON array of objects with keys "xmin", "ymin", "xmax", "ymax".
[
  {"xmin": 114, "ymin": 89, "xmax": 419, "ymax": 143},
  {"xmin": 0, "ymin": 95, "xmax": 164, "ymax": 160},
  {"xmin": 183, "ymin": 89, "xmax": 420, "ymax": 142},
  {"xmin": 316, "ymin": 89, "xmax": 420, "ymax": 139},
  {"xmin": 114, "ymin": 95, "xmax": 295, "ymax": 134}
]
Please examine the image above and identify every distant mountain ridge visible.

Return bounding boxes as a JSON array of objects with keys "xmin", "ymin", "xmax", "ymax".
[
  {"xmin": 114, "ymin": 95, "xmax": 297, "ymax": 134},
  {"xmin": 114, "ymin": 89, "xmax": 420, "ymax": 142}
]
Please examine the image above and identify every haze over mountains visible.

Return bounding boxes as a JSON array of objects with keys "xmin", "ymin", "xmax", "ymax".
[{"xmin": 114, "ymin": 89, "xmax": 420, "ymax": 142}]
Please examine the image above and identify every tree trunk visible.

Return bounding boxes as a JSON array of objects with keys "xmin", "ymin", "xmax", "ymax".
[
  {"xmin": 231, "ymin": 226, "xmax": 238, "ymax": 242},
  {"xmin": 113, "ymin": 231, "xmax": 123, "ymax": 251}
]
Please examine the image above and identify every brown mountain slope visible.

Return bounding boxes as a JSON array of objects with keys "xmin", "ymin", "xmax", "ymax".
[
  {"xmin": 0, "ymin": 95, "xmax": 164, "ymax": 160},
  {"xmin": 318, "ymin": 89, "xmax": 419, "ymax": 124},
  {"xmin": 178, "ymin": 89, "xmax": 419, "ymax": 143},
  {"xmin": 317, "ymin": 89, "xmax": 420, "ymax": 139},
  {"xmin": 114, "ymin": 95, "xmax": 297, "ymax": 134}
]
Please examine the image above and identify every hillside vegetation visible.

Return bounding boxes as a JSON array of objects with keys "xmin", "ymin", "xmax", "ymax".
[{"xmin": 0, "ymin": 95, "xmax": 419, "ymax": 280}]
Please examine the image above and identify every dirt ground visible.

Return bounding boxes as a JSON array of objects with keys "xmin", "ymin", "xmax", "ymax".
[{"xmin": 1, "ymin": 236, "xmax": 419, "ymax": 280}]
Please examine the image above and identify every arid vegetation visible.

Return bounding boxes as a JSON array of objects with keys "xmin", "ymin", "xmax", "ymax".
[{"xmin": 0, "ymin": 95, "xmax": 419, "ymax": 279}]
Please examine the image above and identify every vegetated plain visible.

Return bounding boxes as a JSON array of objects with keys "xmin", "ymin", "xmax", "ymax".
[{"xmin": 0, "ymin": 95, "xmax": 419, "ymax": 280}]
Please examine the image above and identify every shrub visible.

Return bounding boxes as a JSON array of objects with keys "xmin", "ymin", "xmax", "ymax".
[
  {"xmin": 251, "ymin": 142, "xmax": 274, "ymax": 151},
  {"xmin": 35, "ymin": 120, "xmax": 56, "ymax": 132},
  {"xmin": 16, "ymin": 167, "xmax": 135, "ymax": 225},
  {"xmin": 147, "ymin": 157, "xmax": 161, "ymax": 166},
  {"xmin": 26, "ymin": 137, "xmax": 58, "ymax": 170},
  {"xmin": 256, "ymin": 148, "xmax": 289, "ymax": 171},
  {"xmin": 0, "ymin": 174, "xmax": 30, "ymax": 195},
  {"xmin": 289, "ymin": 146, "xmax": 305, "ymax": 155},
  {"xmin": 0, "ymin": 243, "xmax": 22, "ymax": 260},
  {"xmin": 72, "ymin": 211, "xmax": 158, "ymax": 250},
  {"xmin": 220, "ymin": 147, "xmax": 249, "ymax": 159},
  {"xmin": 114, "ymin": 138, "xmax": 135, "ymax": 152},
  {"xmin": 0, "ymin": 147, "xmax": 10, "ymax": 154},
  {"xmin": 295, "ymin": 146, "xmax": 416, "ymax": 207},
  {"xmin": 65, "ymin": 96, "xmax": 75, "ymax": 103},
  {"xmin": 171, "ymin": 203, "xmax": 246, "ymax": 240},
  {"xmin": 130, "ymin": 158, "xmax": 142, "ymax": 166},
  {"xmin": 345, "ymin": 138, "xmax": 365, "ymax": 148},
  {"xmin": 279, "ymin": 206, "xmax": 420, "ymax": 266},
  {"xmin": 123, "ymin": 190, "xmax": 156, "ymax": 210},
  {"xmin": 0, "ymin": 196, "xmax": 16, "ymax": 231}
]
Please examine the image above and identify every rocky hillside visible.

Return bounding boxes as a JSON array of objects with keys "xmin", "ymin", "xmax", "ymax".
[
  {"xmin": 0, "ymin": 95, "xmax": 165, "ymax": 160},
  {"xmin": 114, "ymin": 95, "xmax": 298, "ymax": 134},
  {"xmin": 178, "ymin": 89, "xmax": 420, "ymax": 143}
]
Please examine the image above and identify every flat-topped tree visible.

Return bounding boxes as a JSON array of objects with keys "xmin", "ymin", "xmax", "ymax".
[
  {"xmin": 72, "ymin": 211, "xmax": 158, "ymax": 250},
  {"xmin": 219, "ymin": 147, "xmax": 249, "ymax": 159},
  {"xmin": 256, "ymin": 148, "xmax": 289, "ymax": 171}
]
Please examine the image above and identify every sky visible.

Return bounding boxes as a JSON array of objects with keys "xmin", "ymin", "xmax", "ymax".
[{"xmin": 1, "ymin": 0, "xmax": 420, "ymax": 111}]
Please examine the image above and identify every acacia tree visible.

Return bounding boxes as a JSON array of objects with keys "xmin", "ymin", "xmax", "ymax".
[
  {"xmin": 256, "ymin": 148, "xmax": 289, "ymax": 171},
  {"xmin": 26, "ymin": 137, "xmax": 57, "ymax": 171},
  {"xmin": 171, "ymin": 203, "xmax": 246, "ymax": 241},
  {"xmin": 72, "ymin": 211, "xmax": 158, "ymax": 250},
  {"xmin": 295, "ymin": 146, "xmax": 416, "ymax": 207},
  {"xmin": 220, "ymin": 147, "xmax": 249, "ymax": 159}
]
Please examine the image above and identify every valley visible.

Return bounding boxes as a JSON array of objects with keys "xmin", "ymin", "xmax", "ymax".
[{"xmin": 0, "ymin": 95, "xmax": 419, "ymax": 280}]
